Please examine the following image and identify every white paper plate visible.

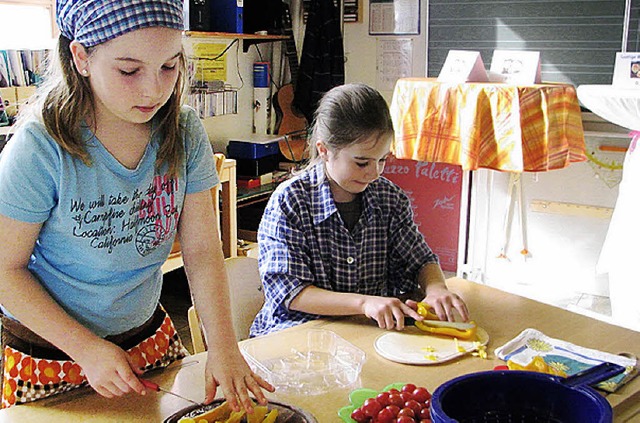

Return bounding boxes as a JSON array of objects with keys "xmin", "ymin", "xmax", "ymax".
[{"xmin": 374, "ymin": 326, "xmax": 489, "ymax": 365}]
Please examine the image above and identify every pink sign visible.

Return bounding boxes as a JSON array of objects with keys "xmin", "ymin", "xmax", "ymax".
[{"xmin": 383, "ymin": 156, "xmax": 463, "ymax": 272}]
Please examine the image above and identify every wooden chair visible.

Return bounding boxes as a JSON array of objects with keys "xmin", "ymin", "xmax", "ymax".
[{"xmin": 188, "ymin": 256, "xmax": 263, "ymax": 353}]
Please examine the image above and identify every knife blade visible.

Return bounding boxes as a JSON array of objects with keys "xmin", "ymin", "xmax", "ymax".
[
  {"xmin": 404, "ymin": 317, "xmax": 476, "ymax": 330},
  {"xmin": 140, "ymin": 379, "xmax": 200, "ymax": 405}
]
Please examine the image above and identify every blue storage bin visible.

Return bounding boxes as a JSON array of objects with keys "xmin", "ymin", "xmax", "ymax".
[{"xmin": 227, "ymin": 139, "xmax": 280, "ymax": 160}]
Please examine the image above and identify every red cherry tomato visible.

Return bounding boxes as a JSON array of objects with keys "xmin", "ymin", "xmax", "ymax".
[
  {"xmin": 388, "ymin": 393, "xmax": 404, "ymax": 407},
  {"xmin": 401, "ymin": 383, "xmax": 417, "ymax": 394},
  {"xmin": 412, "ymin": 387, "xmax": 432, "ymax": 403},
  {"xmin": 350, "ymin": 407, "xmax": 368, "ymax": 423},
  {"xmin": 404, "ymin": 399, "xmax": 422, "ymax": 414},
  {"xmin": 376, "ymin": 407, "xmax": 395, "ymax": 423},
  {"xmin": 397, "ymin": 407, "xmax": 415, "ymax": 419},
  {"xmin": 396, "ymin": 416, "xmax": 416, "ymax": 423},
  {"xmin": 387, "ymin": 388, "xmax": 400, "ymax": 395},
  {"xmin": 419, "ymin": 407, "xmax": 431, "ymax": 420},
  {"xmin": 376, "ymin": 391, "xmax": 391, "ymax": 407},
  {"xmin": 385, "ymin": 405, "xmax": 401, "ymax": 417},
  {"xmin": 420, "ymin": 420, "xmax": 432, "ymax": 423},
  {"xmin": 400, "ymin": 391, "xmax": 413, "ymax": 403},
  {"xmin": 362, "ymin": 398, "xmax": 383, "ymax": 418}
]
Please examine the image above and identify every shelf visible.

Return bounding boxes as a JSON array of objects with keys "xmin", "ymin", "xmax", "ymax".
[
  {"xmin": 183, "ymin": 31, "xmax": 289, "ymax": 52},
  {"xmin": 237, "ymin": 183, "xmax": 277, "ymax": 206}
]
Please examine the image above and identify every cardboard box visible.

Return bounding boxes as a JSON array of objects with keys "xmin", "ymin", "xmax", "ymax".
[
  {"xmin": 237, "ymin": 176, "xmax": 261, "ymax": 189},
  {"xmin": 0, "ymin": 87, "xmax": 17, "ymax": 117}
]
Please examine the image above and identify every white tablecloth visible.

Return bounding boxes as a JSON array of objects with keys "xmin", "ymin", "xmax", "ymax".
[
  {"xmin": 577, "ymin": 84, "xmax": 640, "ymax": 331},
  {"xmin": 577, "ymin": 84, "xmax": 640, "ymax": 131}
]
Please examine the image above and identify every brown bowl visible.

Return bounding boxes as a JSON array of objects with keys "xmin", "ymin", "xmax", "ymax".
[{"xmin": 164, "ymin": 399, "xmax": 318, "ymax": 423}]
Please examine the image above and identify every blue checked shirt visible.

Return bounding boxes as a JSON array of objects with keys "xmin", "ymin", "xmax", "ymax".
[{"xmin": 250, "ymin": 163, "xmax": 439, "ymax": 337}]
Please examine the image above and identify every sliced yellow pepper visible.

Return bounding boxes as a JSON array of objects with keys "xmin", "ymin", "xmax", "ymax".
[
  {"xmin": 414, "ymin": 302, "xmax": 477, "ymax": 340},
  {"xmin": 246, "ymin": 406, "xmax": 269, "ymax": 423},
  {"xmin": 261, "ymin": 409, "xmax": 279, "ymax": 423}
]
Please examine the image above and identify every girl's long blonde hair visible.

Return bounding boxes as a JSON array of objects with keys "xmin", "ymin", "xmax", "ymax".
[{"xmin": 19, "ymin": 35, "xmax": 187, "ymax": 176}]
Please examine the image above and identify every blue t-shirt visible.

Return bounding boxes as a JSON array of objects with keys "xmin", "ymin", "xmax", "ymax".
[{"xmin": 0, "ymin": 106, "xmax": 218, "ymax": 337}]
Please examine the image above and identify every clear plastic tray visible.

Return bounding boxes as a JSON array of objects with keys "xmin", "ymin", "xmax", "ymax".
[{"xmin": 240, "ymin": 329, "xmax": 366, "ymax": 396}]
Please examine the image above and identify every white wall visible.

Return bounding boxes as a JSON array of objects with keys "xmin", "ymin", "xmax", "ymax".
[
  {"xmin": 190, "ymin": 38, "xmax": 279, "ymax": 153},
  {"xmin": 343, "ymin": 0, "xmax": 428, "ymax": 102}
]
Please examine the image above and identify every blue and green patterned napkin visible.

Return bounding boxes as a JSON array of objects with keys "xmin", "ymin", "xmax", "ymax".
[{"xmin": 495, "ymin": 328, "xmax": 638, "ymax": 392}]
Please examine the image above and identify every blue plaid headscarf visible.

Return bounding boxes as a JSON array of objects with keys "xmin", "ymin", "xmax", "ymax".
[{"xmin": 56, "ymin": 0, "xmax": 184, "ymax": 47}]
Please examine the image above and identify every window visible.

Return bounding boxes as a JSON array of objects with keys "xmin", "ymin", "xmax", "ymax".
[{"xmin": 0, "ymin": 0, "xmax": 56, "ymax": 49}]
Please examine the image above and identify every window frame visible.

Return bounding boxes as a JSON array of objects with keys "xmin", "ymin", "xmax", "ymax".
[{"xmin": 0, "ymin": 0, "xmax": 57, "ymax": 39}]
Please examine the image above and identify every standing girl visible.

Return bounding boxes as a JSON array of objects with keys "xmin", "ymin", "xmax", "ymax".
[
  {"xmin": 251, "ymin": 83, "xmax": 470, "ymax": 337},
  {"xmin": 0, "ymin": 0, "xmax": 272, "ymax": 412}
]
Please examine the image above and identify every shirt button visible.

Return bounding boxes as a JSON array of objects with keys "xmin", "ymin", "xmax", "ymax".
[{"xmin": 346, "ymin": 256, "xmax": 355, "ymax": 264}]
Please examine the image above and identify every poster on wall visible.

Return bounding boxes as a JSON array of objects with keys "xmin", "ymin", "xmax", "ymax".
[
  {"xmin": 382, "ymin": 156, "xmax": 463, "ymax": 272},
  {"xmin": 369, "ymin": 0, "xmax": 420, "ymax": 35},
  {"xmin": 376, "ymin": 38, "xmax": 413, "ymax": 91}
]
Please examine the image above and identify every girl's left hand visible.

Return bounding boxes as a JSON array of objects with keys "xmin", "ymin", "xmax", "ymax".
[
  {"xmin": 203, "ymin": 346, "xmax": 275, "ymax": 413},
  {"xmin": 412, "ymin": 286, "xmax": 470, "ymax": 323}
]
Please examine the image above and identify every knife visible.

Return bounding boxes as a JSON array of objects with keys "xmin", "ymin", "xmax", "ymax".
[
  {"xmin": 140, "ymin": 379, "xmax": 200, "ymax": 405},
  {"xmin": 405, "ymin": 317, "xmax": 476, "ymax": 330}
]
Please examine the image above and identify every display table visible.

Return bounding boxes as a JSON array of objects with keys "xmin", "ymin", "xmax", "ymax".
[
  {"xmin": 577, "ymin": 85, "xmax": 640, "ymax": 131},
  {"xmin": 390, "ymin": 78, "xmax": 587, "ymax": 172},
  {"xmin": 577, "ymin": 85, "xmax": 640, "ymax": 331},
  {"xmin": 0, "ymin": 278, "xmax": 637, "ymax": 422}
]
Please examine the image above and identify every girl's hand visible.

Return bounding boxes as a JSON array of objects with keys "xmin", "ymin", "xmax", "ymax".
[
  {"xmin": 203, "ymin": 347, "xmax": 275, "ymax": 413},
  {"xmin": 417, "ymin": 286, "xmax": 470, "ymax": 322},
  {"xmin": 73, "ymin": 338, "xmax": 146, "ymax": 398},
  {"xmin": 362, "ymin": 295, "xmax": 423, "ymax": 330}
]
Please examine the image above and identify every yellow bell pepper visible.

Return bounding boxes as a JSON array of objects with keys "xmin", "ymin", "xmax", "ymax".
[
  {"xmin": 414, "ymin": 302, "xmax": 477, "ymax": 340},
  {"xmin": 261, "ymin": 409, "xmax": 279, "ymax": 423}
]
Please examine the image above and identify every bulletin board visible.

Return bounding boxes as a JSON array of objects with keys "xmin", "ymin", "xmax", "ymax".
[{"xmin": 382, "ymin": 156, "xmax": 463, "ymax": 272}]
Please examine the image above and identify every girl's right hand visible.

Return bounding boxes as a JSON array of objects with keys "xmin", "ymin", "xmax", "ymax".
[
  {"xmin": 73, "ymin": 338, "xmax": 146, "ymax": 398},
  {"xmin": 362, "ymin": 295, "xmax": 423, "ymax": 330}
]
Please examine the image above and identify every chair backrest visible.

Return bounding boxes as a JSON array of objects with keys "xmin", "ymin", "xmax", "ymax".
[
  {"xmin": 188, "ymin": 256, "xmax": 263, "ymax": 353},
  {"xmin": 225, "ymin": 256, "xmax": 263, "ymax": 341}
]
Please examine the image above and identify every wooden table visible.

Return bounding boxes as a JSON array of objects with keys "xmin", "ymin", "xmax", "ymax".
[{"xmin": 1, "ymin": 278, "xmax": 638, "ymax": 422}]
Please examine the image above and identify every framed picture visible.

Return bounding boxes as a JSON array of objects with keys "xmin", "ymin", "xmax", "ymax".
[{"xmin": 369, "ymin": 0, "xmax": 420, "ymax": 36}]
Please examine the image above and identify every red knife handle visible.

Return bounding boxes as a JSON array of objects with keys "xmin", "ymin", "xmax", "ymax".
[{"xmin": 140, "ymin": 379, "xmax": 160, "ymax": 391}]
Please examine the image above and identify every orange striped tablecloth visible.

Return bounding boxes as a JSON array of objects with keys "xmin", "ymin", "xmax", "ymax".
[{"xmin": 390, "ymin": 78, "xmax": 587, "ymax": 172}]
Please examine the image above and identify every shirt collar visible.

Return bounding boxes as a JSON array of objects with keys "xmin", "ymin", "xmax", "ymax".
[{"xmin": 308, "ymin": 162, "xmax": 383, "ymax": 226}]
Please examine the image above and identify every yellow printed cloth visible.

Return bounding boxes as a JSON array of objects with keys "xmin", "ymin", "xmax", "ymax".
[{"xmin": 390, "ymin": 78, "xmax": 587, "ymax": 172}]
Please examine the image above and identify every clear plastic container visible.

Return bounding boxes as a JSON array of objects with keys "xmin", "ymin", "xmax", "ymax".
[{"xmin": 240, "ymin": 329, "xmax": 366, "ymax": 396}]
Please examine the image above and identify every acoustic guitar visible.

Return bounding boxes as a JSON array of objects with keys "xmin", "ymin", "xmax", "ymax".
[{"xmin": 272, "ymin": 3, "xmax": 309, "ymax": 163}]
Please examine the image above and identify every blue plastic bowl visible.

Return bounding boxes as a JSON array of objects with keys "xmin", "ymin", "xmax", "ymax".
[{"xmin": 430, "ymin": 370, "xmax": 612, "ymax": 423}]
